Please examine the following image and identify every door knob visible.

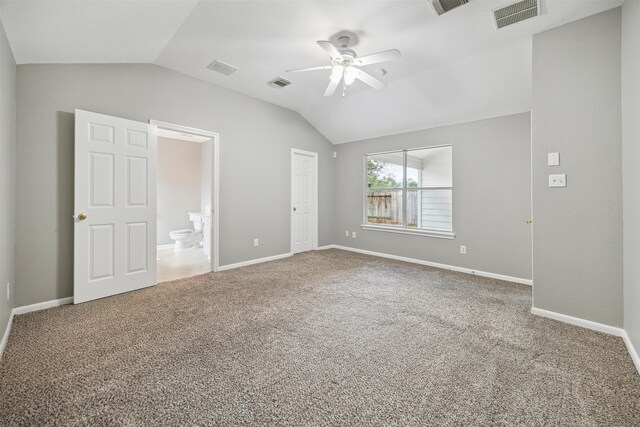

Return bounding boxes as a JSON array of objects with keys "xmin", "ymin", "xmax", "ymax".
[
  {"xmin": 293, "ymin": 207, "xmax": 297, "ymax": 212},
  {"xmin": 77, "ymin": 213, "xmax": 87, "ymax": 221}
]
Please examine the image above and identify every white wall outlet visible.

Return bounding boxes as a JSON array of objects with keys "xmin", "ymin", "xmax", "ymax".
[
  {"xmin": 549, "ymin": 174, "xmax": 567, "ymax": 188},
  {"xmin": 548, "ymin": 152, "xmax": 560, "ymax": 166},
  {"xmin": 333, "ymin": 151, "xmax": 337, "ymax": 158},
  {"xmin": 345, "ymin": 230, "xmax": 349, "ymax": 237},
  {"xmin": 253, "ymin": 238, "xmax": 259, "ymax": 247},
  {"xmin": 352, "ymin": 231, "xmax": 357, "ymax": 238},
  {"xmin": 460, "ymin": 245, "xmax": 467, "ymax": 255},
  {"xmin": 6, "ymin": 282, "xmax": 9, "ymax": 301}
]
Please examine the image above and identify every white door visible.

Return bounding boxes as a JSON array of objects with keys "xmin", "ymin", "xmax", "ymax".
[
  {"xmin": 74, "ymin": 110, "xmax": 157, "ymax": 303},
  {"xmin": 291, "ymin": 150, "xmax": 317, "ymax": 254}
]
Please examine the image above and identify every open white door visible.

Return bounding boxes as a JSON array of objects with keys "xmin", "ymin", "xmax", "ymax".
[
  {"xmin": 291, "ymin": 149, "xmax": 318, "ymax": 254},
  {"xmin": 74, "ymin": 110, "xmax": 157, "ymax": 303}
]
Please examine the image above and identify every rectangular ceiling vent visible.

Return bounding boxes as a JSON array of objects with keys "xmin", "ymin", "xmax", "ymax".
[
  {"xmin": 267, "ymin": 77, "xmax": 292, "ymax": 89},
  {"xmin": 493, "ymin": 0, "xmax": 539, "ymax": 29},
  {"xmin": 206, "ymin": 60, "xmax": 238, "ymax": 76},
  {"xmin": 431, "ymin": 0, "xmax": 471, "ymax": 16}
]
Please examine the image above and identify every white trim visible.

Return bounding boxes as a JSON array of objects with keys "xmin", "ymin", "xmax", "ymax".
[
  {"xmin": 316, "ymin": 245, "xmax": 335, "ymax": 251},
  {"xmin": 622, "ymin": 330, "xmax": 640, "ymax": 375},
  {"xmin": 327, "ymin": 244, "xmax": 532, "ymax": 285},
  {"xmin": 0, "ymin": 311, "xmax": 15, "ymax": 359},
  {"xmin": 1, "ymin": 297, "xmax": 74, "ymax": 359},
  {"xmin": 291, "ymin": 149, "xmax": 319, "ymax": 254},
  {"xmin": 157, "ymin": 244, "xmax": 175, "ymax": 250},
  {"xmin": 13, "ymin": 297, "xmax": 74, "ymax": 316},
  {"xmin": 218, "ymin": 252, "xmax": 292, "ymax": 272},
  {"xmin": 361, "ymin": 224, "xmax": 455, "ymax": 239},
  {"xmin": 530, "ymin": 307, "xmax": 623, "ymax": 336},
  {"xmin": 150, "ymin": 120, "xmax": 220, "ymax": 273}
]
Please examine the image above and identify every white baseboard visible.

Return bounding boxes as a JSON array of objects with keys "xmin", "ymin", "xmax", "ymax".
[
  {"xmin": 1, "ymin": 296, "xmax": 73, "ymax": 359},
  {"xmin": 316, "ymin": 245, "xmax": 335, "ymax": 251},
  {"xmin": 621, "ymin": 330, "xmax": 640, "ymax": 375},
  {"xmin": 12, "ymin": 297, "xmax": 74, "ymax": 315},
  {"xmin": 218, "ymin": 252, "xmax": 292, "ymax": 272},
  {"xmin": 325, "ymin": 244, "xmax": 532, "ymax": 286},
  {"xmin": 0, "ymin": 311, "xmax": 15, "ymax": 360},
  {"xmin": 530, "ymin": 307, "xmax": 623, "ymax": 336},
  {"xmin": 157, "ymin": 244, "xmax": 175, "ymax": 250}
]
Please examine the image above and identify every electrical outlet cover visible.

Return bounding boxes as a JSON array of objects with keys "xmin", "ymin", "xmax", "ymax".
[{"xmin": 549, "ymin": 174, "xmax": 566, "ymax": 188}]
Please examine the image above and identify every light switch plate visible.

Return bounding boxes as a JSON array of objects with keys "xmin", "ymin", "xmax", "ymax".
[
  {"xmin": 548, "ymin": 152, "xmax": 560, "ymax": 166},
  {"xmin": 549, "ymin": 174, "xmax": 566, "ymax": 188}
]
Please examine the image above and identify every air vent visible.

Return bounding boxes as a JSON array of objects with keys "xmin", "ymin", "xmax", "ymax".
[
  {"xmin": 431, "ymin": 0, "xmax": 470, "ymax": 16},
  {"xmin": 267, "ymin": 77, "xmax": 292, "ymax": 89},
  {"xmin": 493, "ymin": 0, "xmax": 539, "ymax": 29},
  {"xmin": 206, "ymin": 60, "xmax": 238, "ymax": 76}
]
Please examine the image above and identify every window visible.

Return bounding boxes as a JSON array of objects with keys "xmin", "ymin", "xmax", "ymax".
[{"xmin": 363, "ymin": 145, "xmax": 453, "ymax": 238}]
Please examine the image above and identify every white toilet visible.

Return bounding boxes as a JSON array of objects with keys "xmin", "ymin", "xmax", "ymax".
[{"xmin": 169, "ymin": 213, "xmax": 205, "ymax": 251}]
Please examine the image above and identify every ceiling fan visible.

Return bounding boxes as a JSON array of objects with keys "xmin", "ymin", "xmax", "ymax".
[{"xmin": 286, "ymin": 36, "xmax": 401, "ymax": 97}]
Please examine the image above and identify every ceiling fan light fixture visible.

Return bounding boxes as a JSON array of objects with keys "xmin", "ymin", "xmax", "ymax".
[
  {"xmin": 343, "ymin": 66, "xmax": 360, "ymax": 86},
  {"xmin": 330, "ymin": 66, "xmax": 343, "ymax": 81}
]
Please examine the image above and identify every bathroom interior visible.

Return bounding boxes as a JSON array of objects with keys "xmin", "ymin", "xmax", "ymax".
[{"xmin": 156, "ymin": 129, "xmax": 213, "ymax": 283}]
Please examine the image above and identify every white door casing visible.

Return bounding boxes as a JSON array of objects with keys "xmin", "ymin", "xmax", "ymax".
[
  {"xmin": 291, "ymin": 149, "xmax": 318, "ymax": 254},
  {"xmin": 74, "ymin": 110, "xmax": 157, "ymax": 303},
  {"xmin": 149, "ymin": 120, "xmax": 220, "ymax": 272}
]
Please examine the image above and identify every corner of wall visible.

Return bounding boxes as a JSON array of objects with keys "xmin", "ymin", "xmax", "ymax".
[{"xmin": 0, "ymin": 14, "xmax": 17, "ymax": 355}]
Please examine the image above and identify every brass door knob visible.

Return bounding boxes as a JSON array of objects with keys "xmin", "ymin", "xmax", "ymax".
[
  {"xmin": 293, "ymin": 207, "xmax": 297, "ymax": 212},
  {"xmin": 77, "ymin": 213, "xmax": 87, "ymax": 221}
]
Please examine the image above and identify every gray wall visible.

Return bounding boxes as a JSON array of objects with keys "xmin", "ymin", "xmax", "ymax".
[
  {"xmin": 623, "ymin": 1, "xmax": 640, "ymax": 354},
  {"xmin": 0, "ymin": 18, "xmax": 15, "ymax": 339},
  {"xmin": 157, "ymin": 137, "xmax": 202, "ymax": 246},
  {"xmin": 532, "ymin": 8, "xmax": 623, "ymax": 327},
  {"xmin": 333, "ymin": 112, "xmax": 532, "ymax": 280},
  {"xmin": 15, "ymin": 64, "xmax": 334, "ymax": 306}
]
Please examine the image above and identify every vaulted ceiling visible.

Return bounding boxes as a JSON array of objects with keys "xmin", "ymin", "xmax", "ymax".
[{"xmin": 0, "ymin": 0, "xmax": 623, "ymax": 143}]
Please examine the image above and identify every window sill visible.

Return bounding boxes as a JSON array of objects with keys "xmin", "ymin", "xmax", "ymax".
[{"xmin": 361, "ymin": 224, "xmax": 455, "ymax": 239}]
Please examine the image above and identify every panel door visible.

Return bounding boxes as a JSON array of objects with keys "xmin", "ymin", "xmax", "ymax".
[
  {"xmin": 74, "ymin": 109, "xmax": 157, "ymax": 303},
  {"xmin": 292, "ymin": 151, "xmax": 315, "ymax": 254}
]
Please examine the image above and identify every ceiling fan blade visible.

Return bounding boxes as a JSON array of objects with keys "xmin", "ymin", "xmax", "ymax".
[
  {"xmin": 355, "ymin": 49, "xmax": 401, "ymax": 66},
  {"xmin": 317, "ymin": 40, "xmax": 343, "ymax": 61},
  {"xmin": 324, "ymin": 79, "xmax": 341, "ymax": 97},
  {"xmin": 356, "ymin": 70, "xmax": 387, "ymax": 90},
  {"xmin": 324, "ymin": 67, "xmax": 344, "ymax": 97},
  {"xmin": 286, "ymin": 65, "xmax": 333, "ymax": 73}
]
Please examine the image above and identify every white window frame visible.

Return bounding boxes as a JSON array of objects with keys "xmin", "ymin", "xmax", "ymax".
[{"xmin": 361, "ymin": 145, "xmax": 455, "ymax": 239}]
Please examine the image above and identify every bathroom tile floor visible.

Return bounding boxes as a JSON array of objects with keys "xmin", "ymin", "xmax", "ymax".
[{"xmin": 157, "ymin": 246, "xmax": 211, "ymax": 283}]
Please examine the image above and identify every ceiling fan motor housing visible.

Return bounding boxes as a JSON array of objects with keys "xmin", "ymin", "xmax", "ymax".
[{"xmin": 335, "ymin": 49, "xmax": 357, "ymax": 65}]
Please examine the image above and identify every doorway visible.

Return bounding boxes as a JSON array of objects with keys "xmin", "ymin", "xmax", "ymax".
[
  {"xmin": 291, "ymin": 149, "xmax": 318, "ymax": 254},
  {"xmin": 151, "ymin": 120, "xmax": 220, "ymax": 280}
]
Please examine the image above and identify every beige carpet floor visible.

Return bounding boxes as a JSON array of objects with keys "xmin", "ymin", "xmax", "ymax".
[{"xmin": 0, "ymin": 249, "xmax": 639, "ymax": 426}]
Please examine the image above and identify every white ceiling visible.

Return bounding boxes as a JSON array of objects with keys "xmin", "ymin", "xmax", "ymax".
[{"xmin": 0, "ymin": 0, "xmax": 623, "ymax": 143}]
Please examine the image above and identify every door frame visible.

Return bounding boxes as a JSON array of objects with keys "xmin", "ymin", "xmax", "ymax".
[
  {"xmin": 150, "ymin": 120, "xmax": 220, "ymax": 272},
  {"xmin": 290, "ymin": 148, "xmax": 319, "ymax": 254}
]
